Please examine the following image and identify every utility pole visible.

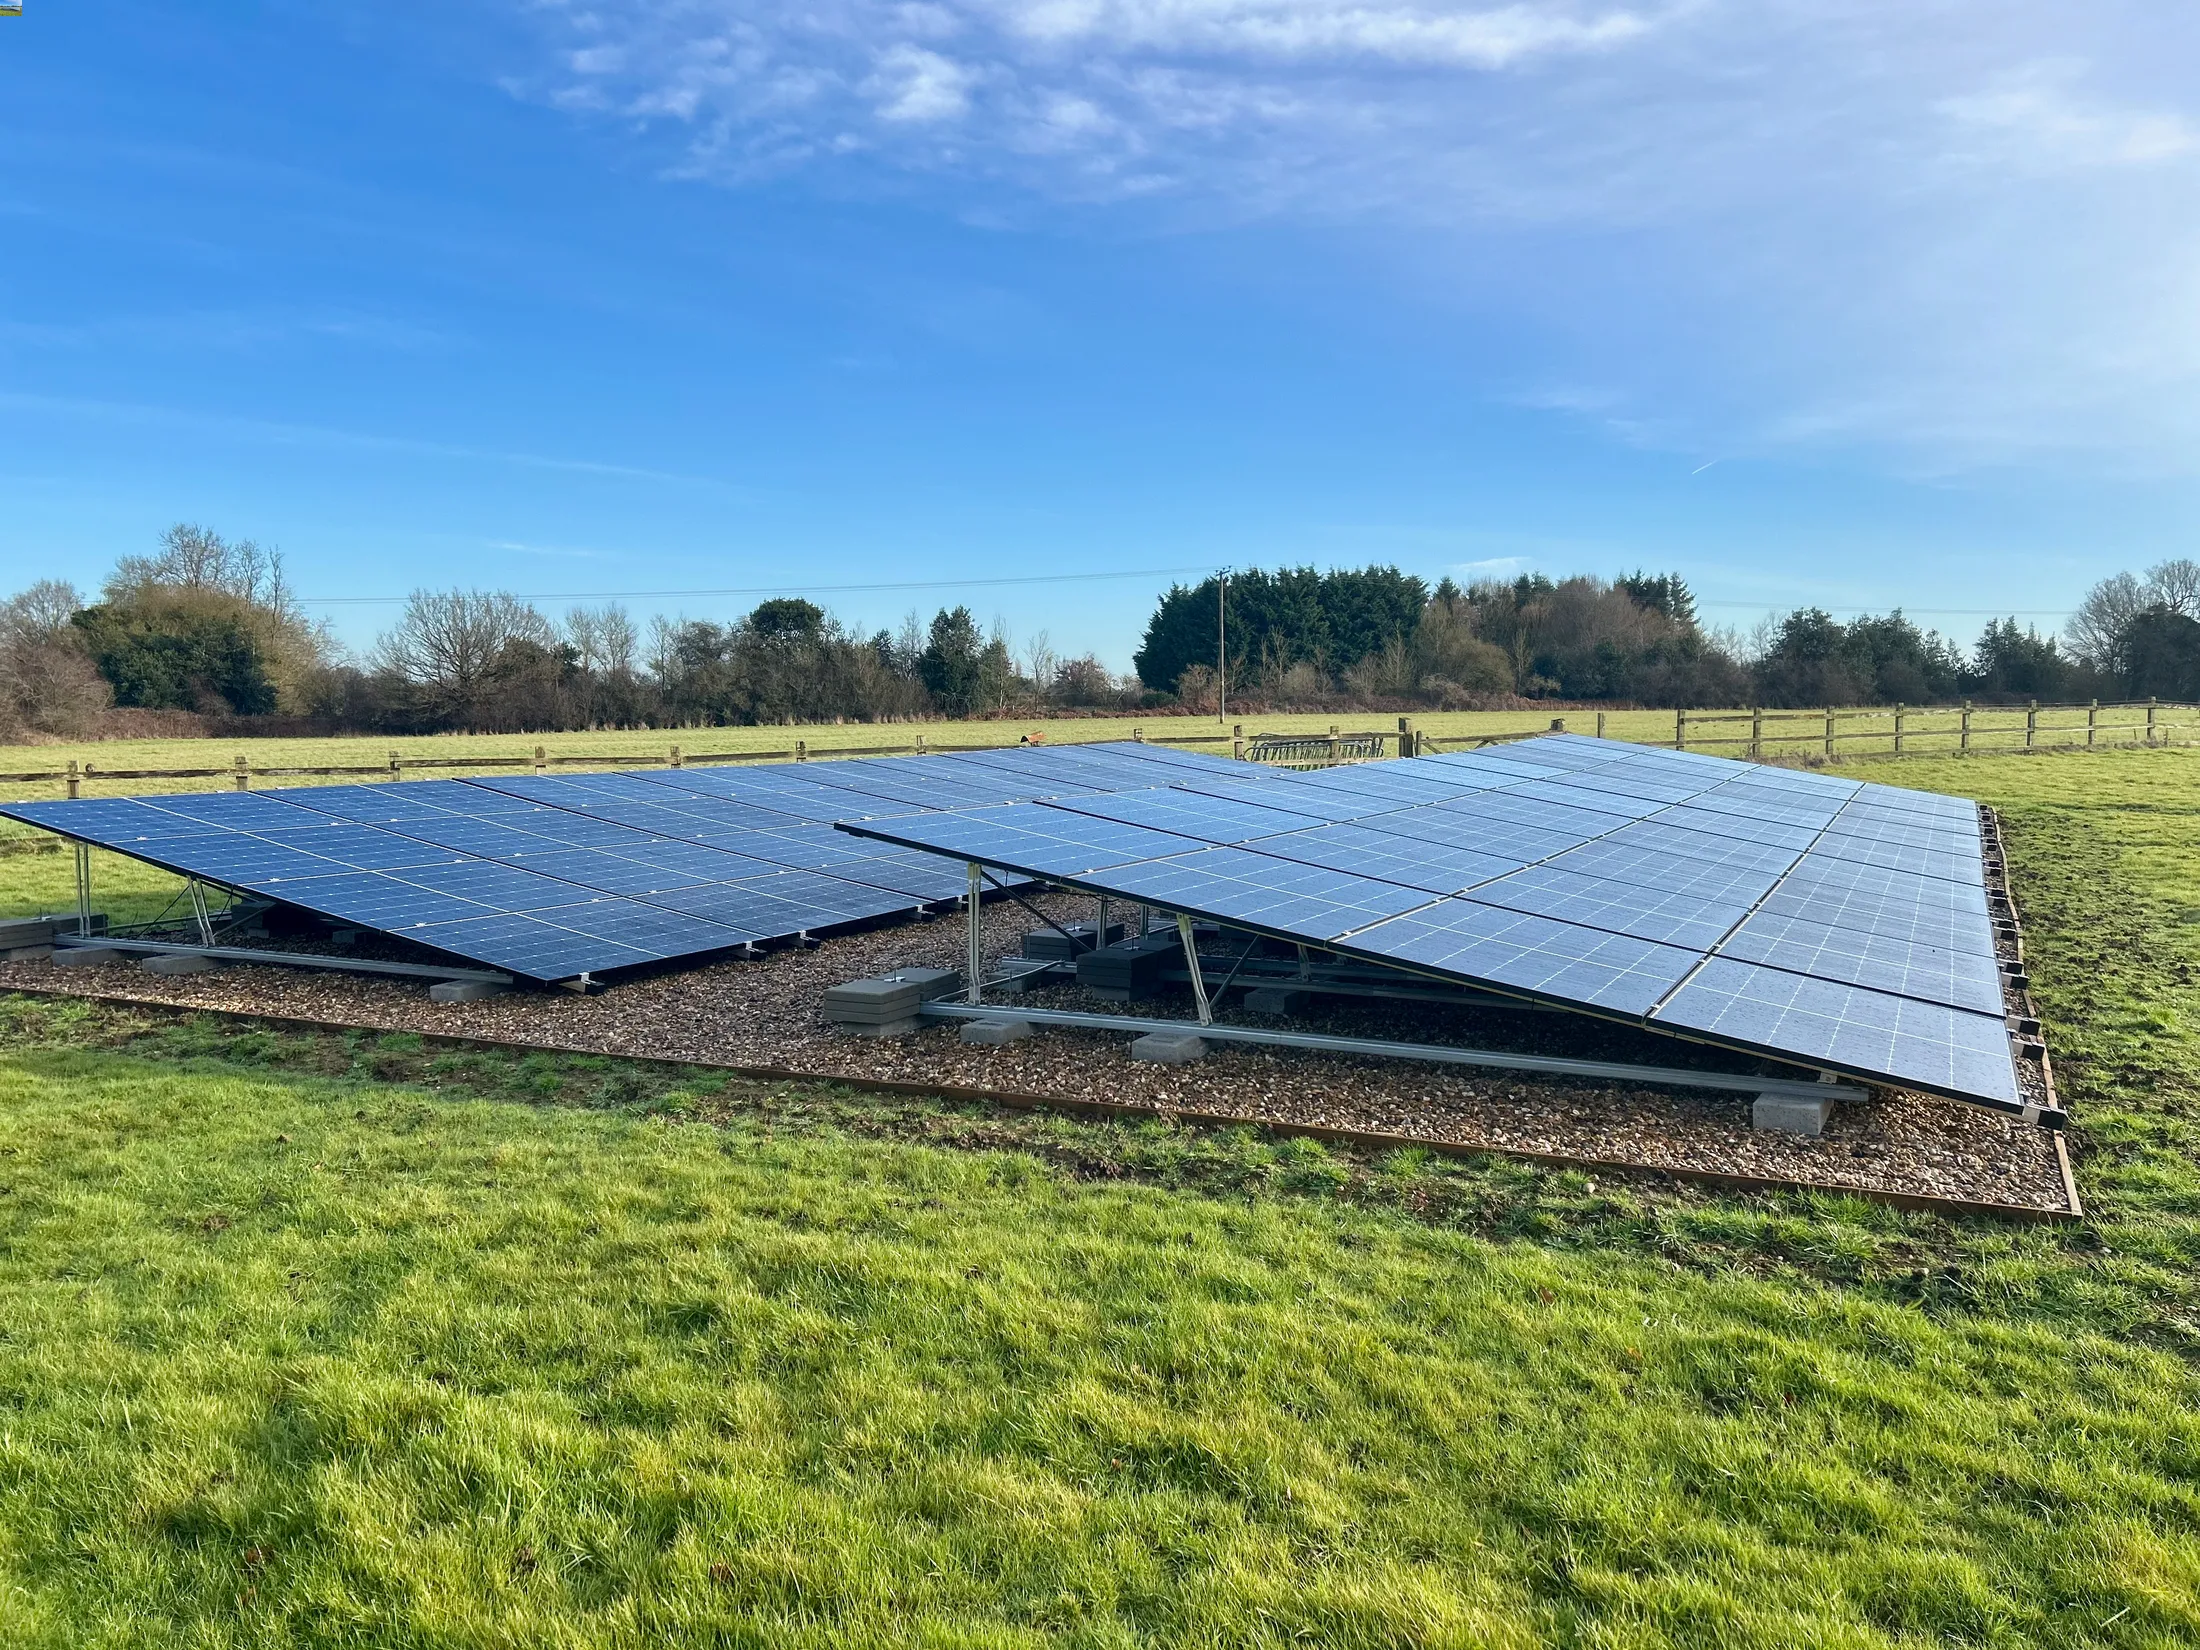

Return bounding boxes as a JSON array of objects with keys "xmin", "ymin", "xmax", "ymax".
[{"xmin": 1217, "ymin": 570, "xmax": 1229, "ymax": 724}]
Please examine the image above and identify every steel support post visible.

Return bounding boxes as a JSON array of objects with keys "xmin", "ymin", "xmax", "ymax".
[
  {"xmin": 966, "ymin": 862, "xmax": 984, "ymax": 1005},
  {"xmin": 1096, "ymin": 895, "xmax": 1111, "ymax": 953},
  {"xmin": 74, "ymin": 841, "xmax": 91, "ymax": 936},
  {"xmin": 1175, "ymin": 913, "xmax": 1214, "ymax": 1025},
  {"xmin": 187, "ymin": 880, "xmax": 215, "ymax": 947}
]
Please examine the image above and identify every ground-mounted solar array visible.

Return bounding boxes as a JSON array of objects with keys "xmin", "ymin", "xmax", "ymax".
[
  {"xmin": 0, "ymin": 741, "xmax": 1251, "ymax": 983},
  {"xmin": 837, "ymin": 734, "xmax": 2036, "ymax": 1117}
]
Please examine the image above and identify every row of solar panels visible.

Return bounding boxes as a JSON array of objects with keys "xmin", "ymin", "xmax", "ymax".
[
  {"xmin": 0, "ymin": 740, "xmax": 1249, "ymax": 981},
  {"xmin": 841, "ymin": 735, "xmax": 2029, "ymax": 1112}
]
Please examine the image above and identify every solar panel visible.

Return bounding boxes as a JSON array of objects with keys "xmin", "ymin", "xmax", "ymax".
[
  {"xmin": 1342, "ymin": 899, "xmax": 1700, "ymax": 1017},
  {"xmin": 1652, "ymin": 958, "xmax": 2019, "ymax": 1105},
  {"xmin": 7, "ymin": 731, "xmax": 2029, "ymax": 1109},
  {"xmin": 836, "ymin": 732, "xmax": 2026, "ymax": 1110}
]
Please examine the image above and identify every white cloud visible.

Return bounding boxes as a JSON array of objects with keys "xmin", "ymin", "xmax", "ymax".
[
  {"xmin": 866, "ymin": 44, "xmax": 979, "ymax": 121},
  {"xmin": 513, "ymin": 1, "xmax": 2200, "ymax": 470}
]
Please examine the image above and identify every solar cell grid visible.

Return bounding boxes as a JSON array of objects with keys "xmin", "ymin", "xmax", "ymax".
[
  {"xmin": 1041, "ymin": 786, "xmax": 1331, "ymax": 844},
  {"xmin": 1428, "ymin": 787, "xmax": 1637, "ymax": 838},
  {"xmin": 1718, "ymin": 910, "xmax": 2007, "ymax": 1015},
  {"xmin": 1804, "ymin": 835, "xmax": 1986, "ymax": 886},
  {"xmin": 1346, "ymin": 899, "xmax": 1700, "ymax": 1017},
  {"xmin": 1540, "ymin": 840, "xmax": 1789, "ymax": 907},
  {"xmin": 1600, "ymin": 819, "xmax": 1805, "ymax": 875},
  {"xmin": 1646, "ymin": 805, "xmax": 1823, "ymax": 852},
  {"xmin": 1498, "ymin": 779, "xmax": 1674, "ymax": 822},
  {"xmin": 1238, "ymin": 822, "xmax": 1523, "ymax": 895},
  {"xmin": 1654, "ymin": 958, "xmax": 2019, "ymax": 1104},
  {"xmin": 1083, "ymin": 846, "xmax": 1435, "ymax": 941},
  {"xmin": 1464, "ymin": 865, "xmax": 1754, "ymax": 951},
  {"xmin": 1353, "ymin": 804, "xmax": 1593, "ymax": 863},
  {"xmin": 1165, "ymin": 774, "xmax": 1404, "ymax": 824},
  {"xmin": 1756, "ymin": 886, "xmax": 1999, "ymax": 959}
]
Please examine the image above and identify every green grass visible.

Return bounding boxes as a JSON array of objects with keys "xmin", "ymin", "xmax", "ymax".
[{"xmin": 1, "ymin": 744, "xmax": 2199, "ymax": 1644}]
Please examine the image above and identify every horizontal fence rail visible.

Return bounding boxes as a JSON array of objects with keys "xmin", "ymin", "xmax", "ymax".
[{"xmin": 1, "ymin": 701, "xmax": 2193, "ymax": 810}]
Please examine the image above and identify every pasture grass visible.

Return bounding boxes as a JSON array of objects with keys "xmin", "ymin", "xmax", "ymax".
[
  {"xmin": 0, "ymin": 1004, "xmax": 2195, "ymax": 1648},
  {"xmin": 0, "ymin": 744, "xmax": 2197, "ymax": 1642}
]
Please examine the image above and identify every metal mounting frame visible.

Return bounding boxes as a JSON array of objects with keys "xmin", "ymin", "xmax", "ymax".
[
  {"xmin": 52, "ymin": 933, "xmax": 514, "ymax": 986},
  {"xmin": 914, "ymin": 999, "xmax": 1868, "ymax": 1103}
]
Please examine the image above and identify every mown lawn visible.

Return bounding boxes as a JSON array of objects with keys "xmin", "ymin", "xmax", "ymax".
[{"xmin": 0, "ymin": 745, "xmax": 2195, "ymax": 1645}]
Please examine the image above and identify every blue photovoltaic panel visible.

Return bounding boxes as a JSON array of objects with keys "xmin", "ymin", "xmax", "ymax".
[
  {"xmin": 1242, "ymin": 822, "xmax": 1524, "ymax": 895},
  {"xmin": 1806, "ymin": 835, "xmax": 1986, "ymax": 885},
  {"xmin": 1164, "ymin": 774, "xmax": 1408, "ymax": 825},
  {"xmin": 1351, "ymin": 804, "xmax": 1590, "ymax": 863},
  {"xmin": 837, "ymin": 803, "xmax": 1204, "ymax": 879},
  {"xmin": 1717, "ymin": 910, "xmax": 2006, "ymax": 1015},
  {"xmin": 1778, "ymin": 852, "xmax": 1991, "ymax": 909},
  {"xmin": 1597, "ymin": 819, "xmax": 1805, "ymax": 875},
  {"xmin": 1541, "ymin": 840, "xmax": 1788, "ymax": 908},
  {"xmin": 1756, "ymin": 884, "xmax": 1999, "ymax": 960},
  {"xmin": 6, "ymin": 732, "xmax": 2029, "ymax": 1108},
  {"xmin": 1344, "ymin": 899, "xmax": 1701, "ymax": 1017},
  {"xmin": 835, "ymin": 733, "xmax": 2029, "ymax": 1110},
  {"xmin": 1497, "ymin": 778, "xmax": 1675, "ymax": 822},
  {"xmin": 1085, "ymin": 846, "xmax": 1435, "ymax": 941},
  {"xmin": 1653, "ymin": 958, "xmax": 2019, "ymax": 1105},
  {"xmin": 1043, "ymin": 786, "xmax": 1333, "ymax": 844},
  {"xmin": 1462, "ymin": 865, "xmax": 1755, "ymax": 951}
]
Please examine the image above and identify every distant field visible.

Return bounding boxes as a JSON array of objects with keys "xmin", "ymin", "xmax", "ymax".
[{"xmin": 0, "ymin": 704, "xmax": 2186, "ymax": 925}]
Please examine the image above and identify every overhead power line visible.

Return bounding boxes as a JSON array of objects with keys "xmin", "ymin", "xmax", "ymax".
[{"xmin": 298, "ymin": 564, "xmax": 1218, "ymax": 608}]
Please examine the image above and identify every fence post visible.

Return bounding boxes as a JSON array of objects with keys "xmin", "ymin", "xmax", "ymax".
[
  {"xmin": 1675, "ymin": 709, "xmax": 1686, "ymax": 750},
  {"xmin": 1893, "ymin": 704, "xmax": 1905, "ymax": 756},
  {"xmin": 2087, "ymin": 699, "xmax": 2098, "ymax": 747},
  {"xmin": 1132, "ymin": 726, "xmax": 1144, "ymax": 742},
  {"xmin": 233, "ymin": 754, "xmax": 249, "ymax": 792},
  {"xmin": 533, "ymin": 743, "xmax": 547, "ymax": 776},
  {"xmin": 1396, "ymin": 715, "xmax": 1411, "ymax": 758},
  {"xmin": 1749, "ymin": 706, "xmax": 1762, "ymax": 759},
  {"xmin": 66, "ymin": 759, "xmax": 80, "ymax": 800},
  {"xmin": 2149, "ymin": 697, "xmax": 2159, "ymax": 744},
  {"xmin": 1960, "ymin": 701, "xmax": 1972, "ymax": 754},
  {"xmin": 2025, "ymin": 701, "xmax": 2038, "ymax": 748},
  {"xmin": 916, "ymin": 732, "xmax": 928, "ymax": 755},
  {"xmin": 796, "ymin": 739, "xmax": 808, "ymax": 762},
  {"xmin": 389, "ymin": 750, "xmax": 402, "ymax": 783},
  {"xmin": 1823, "ymin": 706, "xmax": 1835, "ymax": 757},
  {"xmin": 1329, "ymin": 724, "xmax": 1341, "ymax": 764},
  {"xmin": 669, "ymin": 744, "xmax": 682, "ymax": 768},
  {"xmin": 1595, "ymin": 710, "xmax": 1606, "ymax": 740},
  {"xmin": 1235, "ymin": 723, "xmax": 1247, "ymax": 761}
]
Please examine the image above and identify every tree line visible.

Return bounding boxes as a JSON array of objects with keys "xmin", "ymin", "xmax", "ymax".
[
  {"xmin": 1137, "ymin": 561, "xmax": 2200, "ymax": 710},
  {"xmin": 2, "ymin": 525, "xmax": 2196, "ymax": 742}
]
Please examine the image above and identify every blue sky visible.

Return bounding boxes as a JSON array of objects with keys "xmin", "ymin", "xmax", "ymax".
[{"xmin": 4, "ymin": 1, "xmax": 2195, "ymax": 668}]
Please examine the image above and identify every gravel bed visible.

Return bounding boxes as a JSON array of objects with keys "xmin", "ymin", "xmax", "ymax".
[{"xmin": 0, "ymin": 895, "xmax": 2071, "ymax": 1214}]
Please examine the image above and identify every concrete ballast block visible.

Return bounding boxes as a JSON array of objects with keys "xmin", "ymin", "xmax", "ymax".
[
  {"xmin": 140, "ymin": 953, "xmax": 220, "ymax": 976},
  {"xmin": 960, "ymin": 1017, "xmax": 1035, "ymax": 1045},
  {"xmin": 429, "ymin": 979, "xmax": 509, "ymax": 1004},
  {"xmin": 839, "ymin": 1017, "xmax": 920, "ymax": 1039},
  {"xmin": 1131, "ymin": 1031, "xmax": 1209, "ymax": 1064},
  {"xmin": 49, "ymin": 947, "xmax": 125, "ymax": 968},
  {"xmin": 1242, "ymin": 986, "xmax": 1309, "ymax": 1016},
  {"xmin": 880, "ymin": 966, "xmax": 961, "ymax": 1000},
  {"xmin": 1752, "ymin": 1093, "xmax": 1836, "ymax": 1136}
]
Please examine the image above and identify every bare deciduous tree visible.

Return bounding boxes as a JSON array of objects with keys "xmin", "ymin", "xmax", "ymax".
[{"xmin": 375, "ymin": 589, "xmax": 556, "ymax": 728}]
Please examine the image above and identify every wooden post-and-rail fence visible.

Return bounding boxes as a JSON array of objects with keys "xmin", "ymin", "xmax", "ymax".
[
  {"xmin": 1671, "ymin": 699, "xmax": 2191, "ymax": 758},
  {"xmin": 4, "ymin": 701, "xmax": 2194, "ymax": 802}
]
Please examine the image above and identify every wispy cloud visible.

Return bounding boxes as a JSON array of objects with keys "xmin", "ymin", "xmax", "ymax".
[{"xmin": 510, "ymin": 1, "xmax": 2200, "ymax": 469}]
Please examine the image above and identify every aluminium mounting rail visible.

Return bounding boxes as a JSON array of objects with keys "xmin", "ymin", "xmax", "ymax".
[
  {"xmin": 916, "ymin": 999, "xmax": 1868, "ymax": 1104},
  {"xmin": 52, "ymin": 933, "xmax": 514, "ymax": 986}
]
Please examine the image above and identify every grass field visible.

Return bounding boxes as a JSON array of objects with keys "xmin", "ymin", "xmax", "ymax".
[{"xmin": 0, "ymin": 742, "xmax": 2197, "ymax": 1644}]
